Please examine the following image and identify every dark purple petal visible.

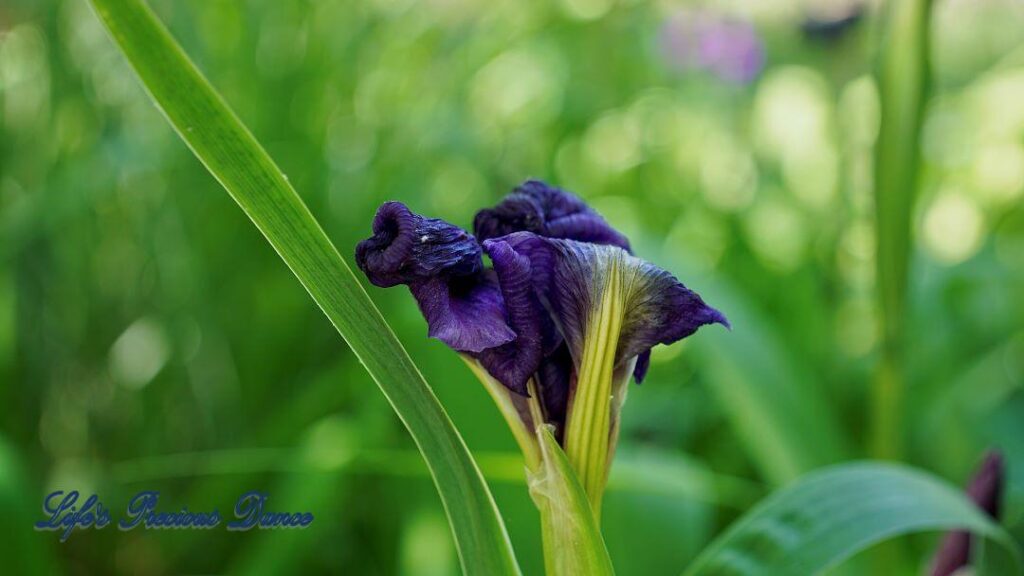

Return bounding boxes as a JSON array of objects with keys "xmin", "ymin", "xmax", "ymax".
[
  {"xmin": 965, "ymin": 451, "xmax": 1004, "ymax": 518},
  {"xmin": 355, "ymin": 202, "xmax": 514, "ymax": 353},
  {"xmin": 490, "ymin": 232, "xmax": 727, "ymax": 380},
  {"xmin": 931, "ymin": 451, "xmax": 1004, "ymax": 576},
  {"xmin": 537, "ymin": 344, "xmax": 574, "ymax": 434},
  {"xmin": 616, "ymin": 255, "xmax": 729, "ymax": 365},
  {"xmin": 471, "ymin": 238, "xmax": 550, "ymax": 395},
  {"xmin": 408, "ymin": 273, "xmax": 515, "ymax": 353},
  {"xmin": 474, "ymin": 180, "xmax": 631, "ymax": 252},
  {"xmin": 356, "ymin": 201, "xmax": 483, "ymax": 287},
  {"xmin": 633, "ymin": 350, "xmax": 652, "ymax": 384}
]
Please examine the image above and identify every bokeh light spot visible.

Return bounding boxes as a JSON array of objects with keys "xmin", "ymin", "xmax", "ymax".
[
  {"xmin": 743, "ymin": 195, "xmax": 807, "ymax": 271},
  {"xmin": 699, "ymin": 132, "xmax": 757, "ymax": 212},
  {"xmin": 109, "ymin": 317, "xmax": 170, "ymax": 390},
  {"xmin": 558, "ymin": 0, "xmax": 615, "ymax": 21},
  {"xmin": 921, "ymin": 189, "xmax": 985, "ymax": 265},
  {"xmin": 583, "ymin": 110, "xmax": 644, "ymax": 175}
]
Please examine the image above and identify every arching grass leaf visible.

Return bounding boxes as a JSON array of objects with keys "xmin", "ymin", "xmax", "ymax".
[{"xmin": 684, "ymin": 463, "xmax": 1021, "ymax": 576}]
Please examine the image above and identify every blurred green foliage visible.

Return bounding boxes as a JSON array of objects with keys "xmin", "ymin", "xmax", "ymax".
[{"xmin": 2, "ymin": 0, "xmax": 1024, "ymax": 574}]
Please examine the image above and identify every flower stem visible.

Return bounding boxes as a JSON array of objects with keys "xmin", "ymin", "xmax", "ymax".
[
  {"xmin": 870, "ymin": 0, "xmax": 932, "ymax": 461},
  {"xmin": 463, "ymin": 356, "xmax": 540, "ymax": 469}
]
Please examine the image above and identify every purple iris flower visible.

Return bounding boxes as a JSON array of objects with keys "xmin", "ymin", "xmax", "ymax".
[{"xmin": 356, "ymin": 181, "xmax": 726, "ymax": 423}]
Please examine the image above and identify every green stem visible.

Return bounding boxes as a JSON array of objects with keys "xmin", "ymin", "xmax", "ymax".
[
  {"xmin": 463, "ymin": 357, "xmax": 541, "ymax": 469},
  {"xmin": 870, "ymin": 0, "xmax": 932, "ymax": 460}
]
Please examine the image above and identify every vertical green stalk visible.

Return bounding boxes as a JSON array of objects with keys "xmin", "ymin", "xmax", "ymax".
[
  {"xmin": 464, "ymin": 357, "xmax": 541, "ymax": 470},
  {"xmin": 563, "ymin": 256, "xmax": 624, "ymax": 521},
  {"xmin": 871, "ymin": 0, "xmax": 933, "ymax": 460}
]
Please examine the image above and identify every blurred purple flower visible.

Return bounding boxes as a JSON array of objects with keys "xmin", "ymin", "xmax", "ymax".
[
  {"xmin": 930, "ymin": 451, "xmax": 1005, "ymax": 576},
  {"xmin": 660, "ymin": 10, "xmax": 765, "ymax": 84}
]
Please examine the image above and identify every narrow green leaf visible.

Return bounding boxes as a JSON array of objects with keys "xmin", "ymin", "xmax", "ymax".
[
  {"xmin": 0, "ymin": 436, "xmax": 58, "ymax": 575},
  {"xmin": 85, "ymin": 0, "xmax": 520, "ymax": 573},
  {"xmin": 683, "ymin": 463, "xmax": 1022, "ymax": 576}
]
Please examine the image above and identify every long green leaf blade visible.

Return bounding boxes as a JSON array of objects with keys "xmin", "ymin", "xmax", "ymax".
[
  {"xmin": 683, "ymin": 463, "xmax": 1021, "ymax": 576},
  {"xmin": 86, "ymin": 0, "xmax": 520, "ymax": 573}
]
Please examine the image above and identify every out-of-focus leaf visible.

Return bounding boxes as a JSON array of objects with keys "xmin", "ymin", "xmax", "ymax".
[
  {"xmin": 918, "ymin": 336, "xmax": 1024, "ymax": 479},
  {"xmin": 85, "ymin": 0, "xmax": 520, "ymax": 573},
  {"xmin": 687, "ymin": 279, "xmax": 852, "ymax": 485},
  {"xmin": 229, "ymin": 417, "xmax": 357, "ymax": 576},
  {"xmin": 683, "ymin": 463, "xmax": 1022, "ymax": 576},
  {"xmin": 109, "ymin": 447, "xmax": 762, "ymax": 506},
  {"xmin": 0, "ymin": 436, "xmax": 57, "ymax": 576},
  {"xmin": 604, "ymin": 451, "xmax": 719, "ymax": 574}
]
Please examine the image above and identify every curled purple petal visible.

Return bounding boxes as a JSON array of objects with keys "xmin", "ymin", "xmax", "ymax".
[
  {"xmin": 357, "ymin": 192, "xmax": 727, "ymax": 405},
  {"xmin": 931, "ymin": 451, "xmax": 1004, "ymax": 576},
  {"xmin": 356, "ymin": 201, "xmax": 483, "ymax": 287},
  {"xmin": 474, "ymin": 180, "xmax": 631, "ymax": 252},
  {"xmin": 491, "ymin": 232, "xmax": 727, "ymax": 380}
]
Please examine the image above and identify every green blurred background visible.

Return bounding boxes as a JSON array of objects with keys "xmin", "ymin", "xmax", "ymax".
[{"xmin": 2, "ymin": 0, "xmax": 1024, "ymax": 574}]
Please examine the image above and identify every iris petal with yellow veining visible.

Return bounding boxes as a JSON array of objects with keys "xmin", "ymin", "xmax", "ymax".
[{"xmin": 485, "ymin": 232, "xmax": 727, "ymax": 373}]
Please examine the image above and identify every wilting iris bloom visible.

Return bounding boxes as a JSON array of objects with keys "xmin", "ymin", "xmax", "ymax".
[{"xmin": 356, "ymin": 180, "xmax": 726, "ymax": 518}]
